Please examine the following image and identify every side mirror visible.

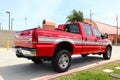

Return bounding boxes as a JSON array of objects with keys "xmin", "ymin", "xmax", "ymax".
[
  {"xmin": 104, "ymin": 33, "xmax": 108, "ymax": 38},
  {"xmin": 101, "ymin": 33, "xmax": 108, "ymax": 39}
]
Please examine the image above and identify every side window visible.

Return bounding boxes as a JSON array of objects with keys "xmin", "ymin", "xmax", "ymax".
[
  {"xmin": 93, "ymin": 28, "xmax": 102, "ymax": 37},
  {"xmin": 84, "ymin": 24, "xmax": 92, "ymax": 36},
  {"xmin": 65, "ymin": 24, "xmax": 80, "ymax": 34}
]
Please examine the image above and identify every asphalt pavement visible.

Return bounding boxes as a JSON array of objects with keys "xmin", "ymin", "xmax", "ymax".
[{"xmin": 0, "ymin": 46, "xmax": 120, "ymax": 80}]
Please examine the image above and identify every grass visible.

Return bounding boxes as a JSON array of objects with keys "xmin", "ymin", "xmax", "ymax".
[{"xmin": 52, "ymin": 61, "xmax": 120, "ymax": 80}]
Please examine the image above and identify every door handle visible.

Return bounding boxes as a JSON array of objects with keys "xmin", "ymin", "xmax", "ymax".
[
  {"xmin": 85, "ymin": 38, "xmax": 87, "ymax": 41},
  {"xmin": 95, "ymin": 39, "xmax": 97, "ymax": 42}
]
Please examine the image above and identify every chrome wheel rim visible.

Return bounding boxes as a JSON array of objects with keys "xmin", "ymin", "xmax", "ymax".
[{"xmin": 58, "ymin": 53, "xmax": 69, "ymax": 69}]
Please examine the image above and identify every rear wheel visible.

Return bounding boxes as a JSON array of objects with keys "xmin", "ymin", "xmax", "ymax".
[
  {"xmin": 52, "ymin": 50, "xmax": 71, "ymax": 72},
  {"xmin": 103, "ymin": 46, "xmax": 112, "ymax": 60}
]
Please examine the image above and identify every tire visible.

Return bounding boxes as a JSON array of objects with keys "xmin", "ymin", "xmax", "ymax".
[
  {"xmin": 52, "ymin": 50, "xmax": 71, "ymax": 72},
  {"xmin": 81, "ymin": 54, "xmax": 88, "ymax": 57},
  {"xmin": 103, "ymin": 46, "xmax": 112, "ymax": 60},
  {"xmin": 31, "ymin": 58, "xmax": 43, "ymax": 64}
]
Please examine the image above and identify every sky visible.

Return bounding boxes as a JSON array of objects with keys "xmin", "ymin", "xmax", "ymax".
[{"xmin": 0, "ymin": 0, "xmax": 120, "ymax": 31}]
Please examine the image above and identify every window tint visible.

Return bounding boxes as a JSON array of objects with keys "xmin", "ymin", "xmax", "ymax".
[
  {"xmin": 84, "ymin": 24, "xmax": 92, "ymax": 36},
  {"xmin": 65, "ymin": 24, "xmax": 80, "ymax": 34},
  {"xmin": 93, "ymin": 28, "xmax": 102, "ymax": 37}
]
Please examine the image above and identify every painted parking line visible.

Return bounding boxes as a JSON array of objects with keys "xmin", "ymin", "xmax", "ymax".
[{"xmin": 0, "ymin": 75, "xmax": 4, "ymax": 80}]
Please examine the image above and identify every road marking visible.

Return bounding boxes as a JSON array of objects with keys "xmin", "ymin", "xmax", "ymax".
[{"xmin": 0, "ymin": 75, "xmax": 4, "ymax": 80}]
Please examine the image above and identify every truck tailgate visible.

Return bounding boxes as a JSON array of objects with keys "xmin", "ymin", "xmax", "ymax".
[{"xmin": 15, "ymin": 29, "xmax": 33, "ymax": 48}]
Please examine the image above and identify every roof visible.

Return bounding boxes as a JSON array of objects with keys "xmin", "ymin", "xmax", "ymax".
[
  {"xmin": 84, "ymin": 18, "xmax": 120, "ymax": 34},
  {"xmin": 95, "ymin": 21, "xmax": 120, "ymax": 34}
]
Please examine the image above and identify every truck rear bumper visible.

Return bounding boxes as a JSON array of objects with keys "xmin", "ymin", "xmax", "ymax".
[{"xmin": 16, "ymin": 48, "xmax": 36, "ymax": 59}]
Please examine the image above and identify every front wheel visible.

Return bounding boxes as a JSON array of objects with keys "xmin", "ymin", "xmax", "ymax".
[
  {"xmin": 52, "ymin": 50, "xmax": 71, "ymax": 72},
  {"xmin": 103, "ymin": 46, "xmax": 112, "ymax": 60}
]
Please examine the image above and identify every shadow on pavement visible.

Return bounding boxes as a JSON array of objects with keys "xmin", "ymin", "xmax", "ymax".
[
  {"xmin": 71, "ymin": 55, "xmax": 103, "ymax": 69},
  {"xmin": 0, "ymin": 56, "xmax": 104, "ymax": 80}
]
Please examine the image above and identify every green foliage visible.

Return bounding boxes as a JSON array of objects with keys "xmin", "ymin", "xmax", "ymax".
[{"xmin": 66, "ymin": 9, "xmax": 84, "ymax": 22}]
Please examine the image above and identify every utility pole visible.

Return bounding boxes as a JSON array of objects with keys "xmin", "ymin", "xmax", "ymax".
[
  {"xmin": 11, "ymin": 18, "xmax": 14, "ymax": 31},
  {"xmin": 116, "ymin": 14, "xmax": 118, "ymax": 45},
  {"xmin": 6, "ymin": 11, "xmax": 11, "ymax": 30},
  {"xmin": 90, "ymin": 9, "xmax": 93, "ymax": 24},
  {"xmin": 24, "ymin": 18, "xmax": 27, "ymax": 29}
]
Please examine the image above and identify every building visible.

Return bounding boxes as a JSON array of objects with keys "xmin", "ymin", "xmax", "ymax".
[{"xmin": 84, "ymin": 18, "xmax": 120, "ymax": 43}]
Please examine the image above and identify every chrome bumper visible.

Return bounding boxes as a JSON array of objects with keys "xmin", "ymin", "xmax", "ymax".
[{"xmin": 16, "ymin": 48, "xmax": 35, "ymax": 59}]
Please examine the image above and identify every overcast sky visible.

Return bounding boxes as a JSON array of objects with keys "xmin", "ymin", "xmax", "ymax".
[{"xmin": 0, "ymin": 0, "xmax": 120, "ymax": 31}]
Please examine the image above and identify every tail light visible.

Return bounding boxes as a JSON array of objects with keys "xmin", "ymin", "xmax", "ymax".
[{"xmin": 32, "ymin": 28, "xmax": 38, "ymax": 44}]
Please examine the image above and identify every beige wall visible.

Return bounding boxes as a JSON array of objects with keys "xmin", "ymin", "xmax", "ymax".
[{"xmin": 0, "ymin": 30, "xmax": 16, "ymax": 47}]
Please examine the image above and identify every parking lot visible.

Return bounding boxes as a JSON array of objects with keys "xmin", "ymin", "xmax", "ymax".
[{"xmin": 0, "ymin": 46, "xmax": 120, "ymax": 80}]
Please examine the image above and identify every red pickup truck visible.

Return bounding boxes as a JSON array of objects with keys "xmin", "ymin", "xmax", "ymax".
[{"xmin": 15, "ymin": 22, "xmax": 112, "ymax": 72}]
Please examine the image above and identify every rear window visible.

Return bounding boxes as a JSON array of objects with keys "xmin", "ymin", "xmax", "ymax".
[{"xmin": 64, "ymin": 24, "xmax": 80, "ymax": 34}]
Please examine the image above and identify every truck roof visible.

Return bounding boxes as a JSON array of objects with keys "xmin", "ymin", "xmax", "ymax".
[{"xmin": 57, "ymin": 22, "xmax": 95, "ymax": 31}]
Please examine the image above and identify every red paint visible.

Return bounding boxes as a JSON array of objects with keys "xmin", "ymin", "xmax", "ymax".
[{"xmin": 15, "ymin": 22, "xmax": 112, "ymax": 57}]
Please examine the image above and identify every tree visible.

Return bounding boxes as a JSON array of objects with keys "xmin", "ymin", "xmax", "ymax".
[{"xmin": 66, "ymin": 9, "xmax": 84, "ymax": 22}]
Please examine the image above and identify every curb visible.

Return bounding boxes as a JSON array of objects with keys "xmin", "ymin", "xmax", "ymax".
[{"xmin": 33, "ymin": 58, "xmax": 120, "ymax": 80}]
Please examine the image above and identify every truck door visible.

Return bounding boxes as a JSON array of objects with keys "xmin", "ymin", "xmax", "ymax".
[
  {"xmin": 93, "ymin": 27, "xmax": 105, "ymax": 53},
  {"xmin": 82, "ymin": 24, "xmax": 97, "ymax": 54}
]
